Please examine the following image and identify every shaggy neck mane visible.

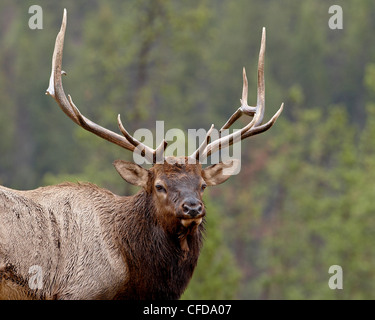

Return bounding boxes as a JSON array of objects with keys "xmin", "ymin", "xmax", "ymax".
[{"xmin": 113, "ymin": 190, "xmax": 204, "ymax": 300}]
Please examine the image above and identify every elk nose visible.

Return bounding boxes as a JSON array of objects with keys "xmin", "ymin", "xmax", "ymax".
[{"xmin": 182, "ymin": 198, "xmax": 203, "ymax": 217}]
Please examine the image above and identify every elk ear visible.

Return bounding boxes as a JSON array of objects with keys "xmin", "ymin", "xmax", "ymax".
[
  {"xmin": 113, "ymin": 160, "xmax": 149, "ymax": 188},
  {"xmin": 202, "ymin": 159, "xmax": 240, "ymax": 186}
]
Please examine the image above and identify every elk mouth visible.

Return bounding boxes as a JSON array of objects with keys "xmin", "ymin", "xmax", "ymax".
[{"xmin": 178, "ymin": 212, "xmax": 205, "ymax": 228}]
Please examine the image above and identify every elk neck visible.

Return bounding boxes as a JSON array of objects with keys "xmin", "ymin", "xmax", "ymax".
[{"xmin": 112, "ymin": 189, "xmax": 205, "ymax": 299}]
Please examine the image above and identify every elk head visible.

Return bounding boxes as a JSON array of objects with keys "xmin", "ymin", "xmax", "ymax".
[
  {"xmin": 113, "ymin": 157, "xmax": 238, "ymax": 244},
  {"xmin": 46, "ymin": 10, "xmax": 283, "ymax": 246}
]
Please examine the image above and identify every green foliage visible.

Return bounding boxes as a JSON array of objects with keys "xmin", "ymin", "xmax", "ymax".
[{"xmin": 239, "ymin": 106, "xmax": 375, "ymax": 299}]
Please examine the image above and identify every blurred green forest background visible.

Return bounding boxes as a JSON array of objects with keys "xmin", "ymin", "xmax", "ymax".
[{"xmin": 1, "ymin": 0, "xmax": 375, "ymax": 299}]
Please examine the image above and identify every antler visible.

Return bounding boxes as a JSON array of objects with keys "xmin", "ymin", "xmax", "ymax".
[
  {"xmin": 47, "ymin": 11, "xmax": 282, "ymax": 165},
  {"xmin": 46, "ymin": 9, "xmax": 166, "ymax": 164},
  {"xmin": 189, "ymin": 27, "xmax": 284, "ymax": 162}
]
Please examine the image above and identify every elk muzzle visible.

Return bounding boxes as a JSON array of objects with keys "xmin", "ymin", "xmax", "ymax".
[
  {"xmin": 178, "ymin": 197, "xmax": 205, "ymax": 228},
  {"xmin": 182, "ymin": 197, "xmax": 203, "ymax": 217}
]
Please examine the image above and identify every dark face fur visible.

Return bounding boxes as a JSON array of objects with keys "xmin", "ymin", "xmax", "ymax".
[
  {"xmin": 150, "ymin": 158, "xmax": 207, "ymax": 232},
  {"xmin": 113, "ymin": 156, "xmax": 239, "ymax": 237}
]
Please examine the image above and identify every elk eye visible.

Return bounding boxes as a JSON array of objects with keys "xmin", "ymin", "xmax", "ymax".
[
  {"xmin": 201, "ymin": 183, "xmax": 207, "ymax": 191},
  {"xmin": 155, "ymin": 184, "xmax": 166, "ymax": 193}
]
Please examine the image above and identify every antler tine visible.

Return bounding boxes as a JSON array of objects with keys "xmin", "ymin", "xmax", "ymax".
[
  {"xmin": 117, "ymin": 115, "xmax": 168, "ymax": 163},
  {"xmin": 220, "ymin": 28, "xmax": 266, "ymax": 131},
  {"xmin": 46, "ymin": 9, "xmax": 163, "ymax": 163},
  {"xmin": 190, "ymin": 27, "xmax": 283, "ymax": 162},
  {"xmin": 154, "ymin": 139, "xmax": 168, "ymax": 163},
  {"xmin": 253, "ymin": 27, "xmax": 266, "ymax": 127},
  {"xmin": 220, "ymin": 68, "xmax": 257, "ymax": 131},
  {"xmin": 241, "ymin": 66, "xmax": 248, "ymax": 108},
  {"xmin": 46, "ymin": 9, "xmax": 77, "ymax": 123},
  {"xmin": 242, "ymin": 103, "xmax": 284, "ymax": 139},
  {"xmin": 189, "ymin": 124, "xmax": 214, "ymax": 161}
]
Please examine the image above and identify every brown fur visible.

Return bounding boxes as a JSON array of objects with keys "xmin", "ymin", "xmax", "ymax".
[{"xmin": 0, "ymin": 157, "xmax": 227, "ymax": 300}]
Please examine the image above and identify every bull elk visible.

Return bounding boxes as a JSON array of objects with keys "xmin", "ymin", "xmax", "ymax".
[{"xmin": 0, "ymin": 9, "xmax": 283, "ymax": 300}]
